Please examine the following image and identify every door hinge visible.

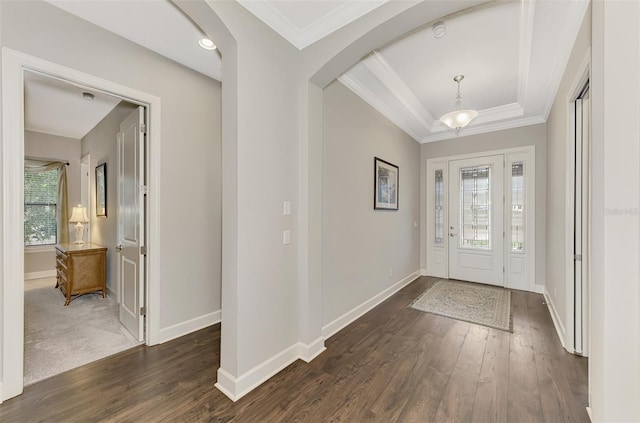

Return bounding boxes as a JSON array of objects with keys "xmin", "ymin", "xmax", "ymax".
[
  {"xmin": 574, "ymin": 254, "xmax": 582, "ymax": 261},
  {"xmin": 503, "ymin": 266, "xmax": 505, "ymax": 273},
  {"xmin": 140, "ymin": 124, "xmax": 147, "ymax": 134},
  {"xmin": 140, "ymin": 185, "xmax": 148, "ymax": 195},
  {"xmin": 140, "ymin": 306, "xmax": 146, "ymax": 316},
  {"xmin": 140, "ymin": 245, "xmax": 147, "ymax": 255}
]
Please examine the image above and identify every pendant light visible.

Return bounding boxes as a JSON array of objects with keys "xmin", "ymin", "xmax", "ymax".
[{"xmin": 439, "ymin": 75, "xmax": 478, "ymax": 135}]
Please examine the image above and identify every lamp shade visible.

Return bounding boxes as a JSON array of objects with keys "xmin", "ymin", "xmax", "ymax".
[
  {"xmin": 439, "ymin": 109, "xmax": 479, "ymax": 131},
  {"xmin": 69, "ymin": 205, "xmax": 89, "ymax": 223}
]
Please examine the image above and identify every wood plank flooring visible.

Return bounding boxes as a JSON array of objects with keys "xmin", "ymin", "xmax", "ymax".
[{"xmin": 0, "ymin": 276, "xmax": 589, "ymax": 422}]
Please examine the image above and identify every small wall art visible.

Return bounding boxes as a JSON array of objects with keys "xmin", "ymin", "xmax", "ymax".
[{"xmin": 374, "ymin": 157, "xmax": 399, "ymax": 210}]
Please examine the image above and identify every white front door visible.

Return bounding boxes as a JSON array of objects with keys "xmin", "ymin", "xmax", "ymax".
[
  {"xmin": 117, "ymin": 106, "xmax": 146, "ymax": 341},
  {"xmin": 448, "ymin": 155, "xmax": 504, "ymax": 286}
]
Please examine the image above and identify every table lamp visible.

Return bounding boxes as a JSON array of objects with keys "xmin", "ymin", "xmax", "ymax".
[{"xmin": 69, "ymin": 205, "xmax": 89, "ymax": 244}]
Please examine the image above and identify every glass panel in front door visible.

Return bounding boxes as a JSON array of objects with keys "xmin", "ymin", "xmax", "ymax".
[{"xmin": 459, "ymin": 165, "xmax": 492, "ymax": 249}]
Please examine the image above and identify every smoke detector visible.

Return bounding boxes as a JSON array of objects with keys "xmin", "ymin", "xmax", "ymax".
[{"xmin": 432, "ymin": 21, "xmax": 447, "ymax": 39}]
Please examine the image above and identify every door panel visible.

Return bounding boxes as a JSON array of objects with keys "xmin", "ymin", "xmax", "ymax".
[
  {"xmin": 448, "ymin": 155, "xmax": 504, "ymax": 286},
  {"xmin": 118, "ymin": 106, "xmax": 145, "ymax": 342}
]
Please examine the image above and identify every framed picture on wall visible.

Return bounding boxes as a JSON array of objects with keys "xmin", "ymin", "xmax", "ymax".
[
  {"xmin": 374, "ymin": 157, "xmax": 399, "ymax": 210},
  {"xmin": 96, "ymin": 163, "xmax": 107, "ymax": 217}
]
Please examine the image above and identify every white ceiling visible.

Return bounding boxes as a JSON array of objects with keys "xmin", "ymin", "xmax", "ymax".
[
  {"xmin": 24, "ymin": 71, "xmax": 122, "ymax": 140},
  {"xmin": 45, "ymin": 0, "xmax": 222, "ymax": 80},
  {"xmin": 38, "ymin": 0, "xmax": 589, "ymax": 144},
  {"xmin": 339, "ymin": 0, "xmax": 590, "ymax": 142}
]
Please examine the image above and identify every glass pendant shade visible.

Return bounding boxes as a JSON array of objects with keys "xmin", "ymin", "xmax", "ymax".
[
  {"xmin": 439, "ymin": 75, "xmax": 478, "ymax": 134},
  {"xmin": 440, "ymin": 109, "xmax": 478, "ymax": 133}
]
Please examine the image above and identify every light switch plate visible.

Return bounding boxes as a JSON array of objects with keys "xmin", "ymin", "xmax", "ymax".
[
  {"xmin": 283, "ymin": 230, "xmax": 291, "ymax": 245},
  {"xmin": 283, "ymin": 201, "xmax": 291, "ymax": 216}
]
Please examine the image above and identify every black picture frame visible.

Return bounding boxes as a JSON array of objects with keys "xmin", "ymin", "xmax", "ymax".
[
  {"xmin": 374, "ymin": 157, "xmax": 399, "ymax": 210},
  {"xmin": 95, "ymin": 163, "xmax": 107, "ymax": 217}
]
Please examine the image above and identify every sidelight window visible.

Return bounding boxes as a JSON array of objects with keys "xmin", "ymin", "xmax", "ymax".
[{"xmin": 511, "ymin": 162, "xmax": 525, "ymax": 252}]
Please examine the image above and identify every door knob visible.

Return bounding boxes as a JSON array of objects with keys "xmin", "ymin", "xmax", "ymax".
[
  {"xmin": 116, "ymin": 245, "xmax": 123, "ymax": 251},
  {"xmin": 449, "ymin": 233, "xmax": 457, "ymax": 237}
]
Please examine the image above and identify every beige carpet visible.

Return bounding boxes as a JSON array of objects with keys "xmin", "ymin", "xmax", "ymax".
[
  {"xmin": 410, "ymin": 279, "xmax": 512, "ymax": 332},
  {"xmin": 24, "ymin": 277, "xmax": 140, "ymax": 386}
]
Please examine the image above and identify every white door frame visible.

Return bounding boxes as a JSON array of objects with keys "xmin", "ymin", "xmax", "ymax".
[
  {"xmin": 80, "ymin": 153, "xmax": 91, "ymax": 243},
  {"xmin": 564, "ymin": 49, "xmax": 591, "ymax": 355},
  {"xmin": 1, "ymin": 47, "xmax": 162, "ymax": 402},
  {"xmin": 425, "ymin": 146, "xmax": 536, "ymax": 291}
]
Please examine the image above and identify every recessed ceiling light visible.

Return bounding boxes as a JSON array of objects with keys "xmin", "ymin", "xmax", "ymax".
[
  {"xmin": 432, "ymin": 21, "xmax": 447, "ymax": 39},
  {"xmin": 82, "ymin": 92, "xmax": 95, "ymax": 101},
  {"xmin": 198, "ymin": 38, "xmax": 217, "ymax": 51}
]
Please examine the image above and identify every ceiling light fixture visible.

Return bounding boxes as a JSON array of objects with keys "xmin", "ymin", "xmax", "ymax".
[
  {"xmin": 198, "ymin": 38, "xmax": 217, "ymax": 51},
  {"xmin": 82, "ymin": 92, "xmax": 95, "ymax": 101},
  {"xmin": 439, "ymin": 75, "xmax": 478, "ymax": 135}
]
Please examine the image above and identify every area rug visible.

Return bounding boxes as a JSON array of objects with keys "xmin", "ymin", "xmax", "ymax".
[
  {"xmin": 410, "ymin": 280, "xmax": 512, "ymax": 331},
  {"xmin": 24, "ymin": 277, "xmax": 140, "ymax": 386}
]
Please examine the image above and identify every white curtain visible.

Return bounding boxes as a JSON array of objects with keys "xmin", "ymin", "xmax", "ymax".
[{"xmin": 25, "ymin": 159, "xmax": 69, "ymax": 244}]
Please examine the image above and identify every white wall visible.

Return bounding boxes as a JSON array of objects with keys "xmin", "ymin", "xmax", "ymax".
[
  {"xmin": 322, "ymin": 80, "xmax": 420, "ymax": 328},
  {"xmin": 81, "ymin": 102, "xmax": 137, "ymax": 295},
  {"xmin": 544, "ymin": 5, "xmax": 591, "ymax": 343},
  {"xmin": 420, "ymin": 124, "xmax": 547, "ymax": 288},
  {"xmin": 1, "ymin": 0, "xmax": 221, "ymax": 338},
  {"xmin": 590, "ymin": 1, "xmax": 640, "ymax": 420},
  {"xmin": 24, "ymin": 130, "xmax": 81, "ymax": 276}
]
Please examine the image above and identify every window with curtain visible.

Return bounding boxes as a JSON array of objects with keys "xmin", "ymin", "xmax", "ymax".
[
  {"xmin": 24, "ymin": 160, "xmax": 69, "ymax": 246},
  {"xmin": 24, "ymin": 167, "xmax": 60, "ymax": 245}
]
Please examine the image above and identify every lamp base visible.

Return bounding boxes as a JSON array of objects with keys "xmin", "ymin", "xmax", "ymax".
[{"xmin": 73, "ymin": 222, "xmax": 85, "ymax": 244}]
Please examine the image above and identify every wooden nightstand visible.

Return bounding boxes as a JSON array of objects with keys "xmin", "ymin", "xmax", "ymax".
[{"xmin": 55, "ymin": 243, "xmax": 107, "ymax": 306}]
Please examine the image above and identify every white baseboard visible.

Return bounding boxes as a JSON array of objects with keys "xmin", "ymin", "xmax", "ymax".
[
  {"xmin": 420, "ymin": 268, "xmax": 428, "ymax": 276},
  {"xmin": 534, "ymin": 284, "xmax": 544, "ymax": 294},
  {"xmin": 158, "ymin": 310, "xmax": 221, "ymax": 343},
  {"xmin": 321, "ymin": 270, "xmax": 421, "ymax": 339},
  {"xmin": 24, "ymin": 270, "xmax": 56, "ymax": 280},
  {"xmin": 543, "ymin": 288, "xmax": 566, "ymax": 349},
  {"xmin": 298, "ymin": 336, "xmax": 326, "ymax": 362},
  {"xmin": 215, "ymin": 341, "xmax": 302, "ymax": 402}
]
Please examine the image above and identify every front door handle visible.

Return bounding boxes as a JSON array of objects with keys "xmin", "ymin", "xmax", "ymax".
[
  {"xmin": 116, "ymin": 245, "xmax": 123, "ymax": 251},
  {"xmin": 449, "ymin": 233, "xmax": 457, "ymax": 237}
]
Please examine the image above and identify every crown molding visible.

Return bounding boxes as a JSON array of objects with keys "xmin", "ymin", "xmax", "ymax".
[
  {"xmin": 421, "ymin": 115, "xmax": 546, "ymax": 143},
  {"xmin": 238, "ymin": 0, "xmax": 388, "ymax": 50},
  {"xmin": 362, "ymin": 51, "xmax": 435, "ymax": 128},
  {"xmin": 517, "ymin": 0, "xmax": 535, "ymax": 104},
  {"xmin": 338, "ymin": 73, "xmax": 422, "ymax": 142}
]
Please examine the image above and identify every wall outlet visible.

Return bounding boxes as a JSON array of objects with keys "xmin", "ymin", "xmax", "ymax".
[{"xmin": 389, "ymin": 269, "xmax": 393, "ymax": 277}]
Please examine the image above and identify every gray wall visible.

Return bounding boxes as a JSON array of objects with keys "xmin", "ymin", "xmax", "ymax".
[
  {"xmin": 545, "ymin": 6, "xmax": 591, "ymax": 332},
  {"xmin": 2, "ymin": 0, "xmax": 222, "ymax": 333},
  {"xmin": 322, "ymin": 80, "xmax": 421, "ymax": 325},
  {"xmin": 24, "ymin": 130, "xmax": 81, "ymax": 276},
  {"xmin": 420, "ymin": 123, "xmax": 547, "ymax": 287},
  {"xmin": 81, "ymin": 102, "xmax": 137, "ymax": 295}
]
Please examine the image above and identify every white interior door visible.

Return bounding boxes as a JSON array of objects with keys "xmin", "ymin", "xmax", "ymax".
[
  {"xmin": 448, "ymin": 155, "xmax": 504, "ymax": 286},
  {"xmin": 117, "ymin": 106, "xmax": 146, "ymax": 341}
]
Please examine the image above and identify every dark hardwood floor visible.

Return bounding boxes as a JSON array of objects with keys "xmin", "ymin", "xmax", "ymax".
[{"xmin": 0, "ymin": 276, "xmax": 588, "ymax": 422}]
